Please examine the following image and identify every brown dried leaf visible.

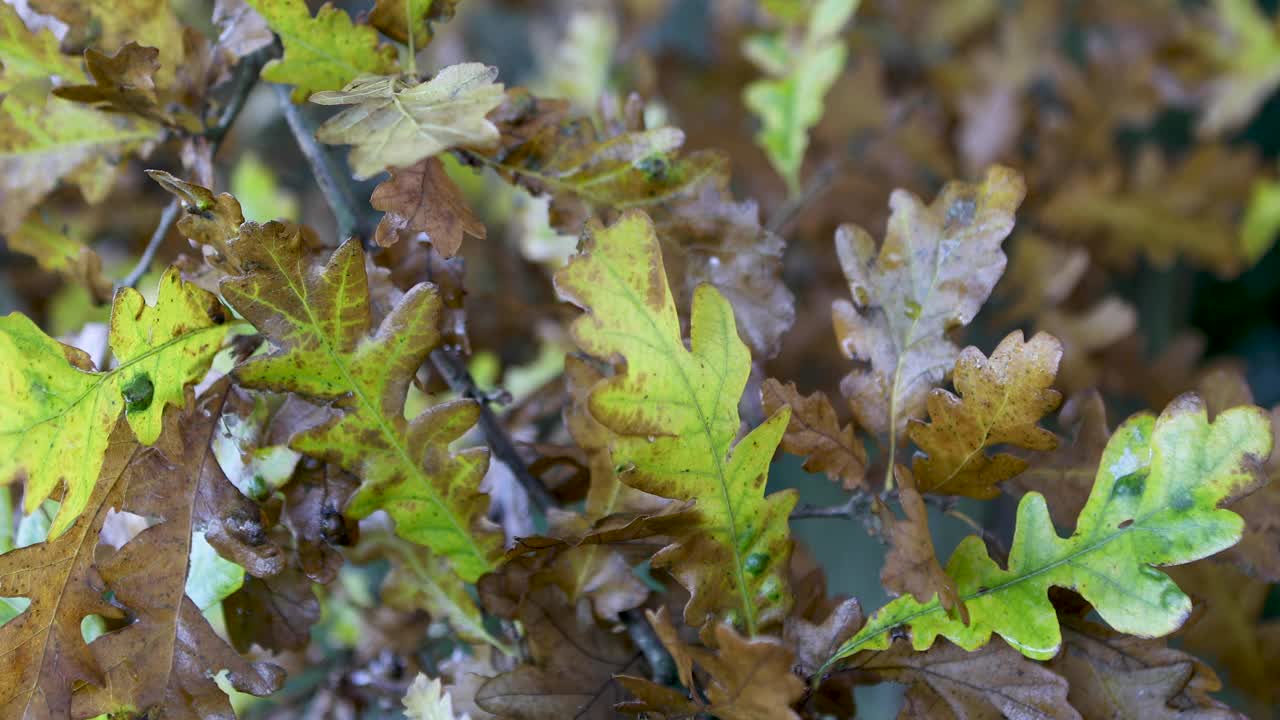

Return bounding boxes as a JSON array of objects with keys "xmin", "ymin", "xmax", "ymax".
[
  {"xmin": 760, "ymin": 379, "xmax": 867, "ymax": 489},
  {"xmin": 1009, "ymin": 390, "xmax": 1111, "ymax": 530},
  {"xmin": 616, "ymin": 607, "xmax": 806, "ymax": 720},
  {"xmin": 1049, "ymin": 616, "xmax": 1241, "ymax": 719},
  {"xmin": 833, "ymin": 166, "xmax": 1025, "ymax": 443},
  {"xmin": 72, "ymin": 388, "xmax": 285, "ymax": 718},
  {"xmin": 909, "ymin": 330, "xmax": 1063, "ymax": 498},
  {"xmin": 281, "ymin": 460, "xmax": 358, "ymax": 584},
  {"xmin": 475, "ymin": 585, "xmax": 641, "ymax": 719},
  {"xmin": 54, "ymin": 42, "xmax": 194, "ymax": 129},
  {"xmin": 784, "ymin": 596, "xmax": 864, "ymax": 676},
  {"xmin": 223, "ymin": 562, "xmax": 320, "ymax": 654},
  {"xmin": 0, "ymin": 424, "xmax": 133, "ymax": 720},
  {"xmin": 371, "ymin": 156, "xmax": 485, "ymax": 253},
  {"xmin": 878, "ymin": 470, "xmax": 962, "ymax": 616},
  {"xmin": 856, "ymin": 638, "xmax": 1080, "ymax": 720}
]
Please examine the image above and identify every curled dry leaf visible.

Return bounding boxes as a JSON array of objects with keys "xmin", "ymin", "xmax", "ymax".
[
  {"xmin": 760, "ymin": 378, "xmax": 867, "ymax": 489},
  {"xmin": 148, "ymin": 170, "xmax": 246, "ymax": 271},
  {"xmin": 878, "ymin": 469, "xmax": 962, "ymax": 617},
  {"xmin": 313, "ymin": 64, "xmax": 504, "ymax": 180},
  {"xmin": 615, "ymin": 607, "xmax": 806, "ymax": 720},
  {"xmin": 371, "ymin": 156, "xmax": 486, "ymax": 253},
  {"xmin": 909, "ymin": 330, "xmax": 1063, "ymax": 498},
  {"xmin": 833, "ymin": 166, "xmax": 1025, "ymax": 446}
]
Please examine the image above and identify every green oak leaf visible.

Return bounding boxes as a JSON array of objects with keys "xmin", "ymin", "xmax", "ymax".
[
  {"xmin": 0, "ymin": 268, "xmax": 230, "ymax": 537},
  {"xmin": 0, "ymin": 1, "xmax": 85, "ymax": 94},
  {"xmin": 219, "ymin": 222, "xmax": 501, "ymax": 582},
  {"xmin": 554, "ymin": 210, "xmax": 797, "ymax": 636},
  {"xmin": 743, "ymin": 0, "xmax": 856, "ymax": 195},
  {"xmin": 246, "ymin": 0, "xmax": 398, "ymax": 101},
  {"xmin": 820, "ymin": 394, "xmax": 1273, "ymax": 673}
]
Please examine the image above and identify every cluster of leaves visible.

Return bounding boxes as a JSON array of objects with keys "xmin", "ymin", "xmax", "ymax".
[{"xmin": 1, "ymin": 0, "xmax": 1279, "ymax": 718}]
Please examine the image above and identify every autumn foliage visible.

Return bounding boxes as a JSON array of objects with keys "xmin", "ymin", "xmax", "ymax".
[{"xmin": 2, "ymin": 0, "xmax": 1280, "ymax": 718}]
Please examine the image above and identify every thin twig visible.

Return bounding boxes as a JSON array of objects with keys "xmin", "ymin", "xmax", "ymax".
[
  {"xmin": 621, "ymin": 608, "xmax": 678, "ymax": 685},
  {"xmin": 271, "ymin": 83, "xmax": 366, "ymax": 245},
  {"xmin": 430, "ymin": 348, "xmax": 557, "ymax": 512},
  {"xmin": 118, "ymin": 49, "xmax": 272, "ymax": 290},
  {"xmin": 118, "ymin": 199, "xmax": 182, "ymax": 290},
  {"xmin": 790, "ymin": 489, "xmax": 876, "ymax": 520}
]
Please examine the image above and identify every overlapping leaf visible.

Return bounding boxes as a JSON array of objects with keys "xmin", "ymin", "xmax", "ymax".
[
  {"xmin": 555, "ymin": 210, "xmax": 796, "ymax": 636},
  {"xmin": 909, "ymin": 330, "xmax": 1063, "ymax": 498},
  {"xmin": 823, "ymin": 394, "xmax": 1273, "ymax": 671},
  {"xmin": 0, "ymin": 268, "xmax": 230, "ymax": 536},
  {"xmin": 833, "ymin": 166, "xmax": 1025, "ymax": 452},
  {"xmin": 313, "ymin": 64, "xmax": 504, "ymax": 180},
  {"xmin": 220, "ymin": 222, "xmax": 501, "ymax": 581},
  {"xmin": 760, "ymin": 379, "xmax": 867, "ymax": 489},
  {"xmin": 71, "ymin": 388, "xmax": 285, "ymax": 719},
  {"xmin": 370, "ymin": 157, "xmax": 486, "ymax": 253},
  {"xmin": 246, "ymin": 0, "xmax": 397, "ymax": 101},
  {"xmin": 616, "ymin": 607, "xmax": 806, "ymax": 720}
]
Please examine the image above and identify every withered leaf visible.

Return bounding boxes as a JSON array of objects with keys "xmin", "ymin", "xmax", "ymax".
[
  {"xmin": 72, "ymin": 388, "xmax": 285, "ymax": 719},
  {"xmin": 784, "ymin": 596, "xmax": 864, "ymax": 676},
  {"xmin": 281, "ymin": 460, "xmax": 358, "ymax": 584},
  {"xmin": 0, "ymin": 424, "xmax": 133, "ymax": 720},
  {"xmin": 475, "ymin": 585, "xmax": 641, "ymax": 719},
  {"xmin": 856, "ymin": 638, "xmax": 1079, "ymax": 720},
  {"xmin": 223, "ymin": 562, "xmax": 320, "ymax": 654},
  {"xmin": 833, "ymin": 166, "xmax": 1025, "ymax": 445},
  {"xmin": 616, "ymin": 607, "xmax": 806, "ymax": 720},
  {"xmin": 910, "ymin": 330, "xmax": 1063, "ymax": 498},
  {"xmin": 1050, "ymin": 616, "xmax": 1240, "ymax": 719},
  {"xmin": 370, "ymin": 156, "xmax": 486, "ymax": 253},
  {"xmin": 878, "ymin": 469, "xmax": 962, "ymax": 617},
  {"xmin": 761, "ymin": 379, "xmax": 868, "ymax": 489},
  {"xmin": 53, "ymin": 43, "xmax": 183, "ymax": 128},
  {"xmin": 148, "ymin": 170, "xmax": 246, "ymax": 271}
]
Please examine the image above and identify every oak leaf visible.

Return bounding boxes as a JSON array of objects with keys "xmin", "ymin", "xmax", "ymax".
[
  {"xmin": 220, "ymin": 223, "xmax": 501, "ymax": 582},
  {"xmin": 29, "ymin": 0, "xmax": 184, "ymax": 88},
  {"xmin": 147, "ymin": 170, "xmax": 246, "ymax": 271},
  {"xmin": 281, "ymin": 460, "xmax": 358, "ymax": 584},
  {"xmin": 475, "ymin": 585, "xmax": 640, "ymax": 719},
  {"xmin": 742, "ymin": 0, "xmax": 855, "ymax": 194},
  {"xmin": 370, "ymin": 0, "xmax": 460, "ymax": 48},
  {"xmin": 0, "ymin": 2, "xmax": 83, "ymax": 94},
  {"xmin": 0, "ymin": 268, "xmax": 230, "ymax": 536},
  {"xmin": 54, "ymin": 42, "xmax": 196, "ymax": 130},
  {"xmin": 823, "ymin": 394, "xmax": 1273, "ymax": 668},
  {"xmin": 833, "ymin": 166, "xmax": 1025, "ymax": 448},
  {"xmin": 370, "ymin": 156, "xmax": 486, "ymax": 253},
  {"xmin": 909, "ymin": 330, "xmax": 1063, "ymax": 498},
  {"xmin": 878, "ymin": 470, "xmax": 961, "ymax": 616},
  {"xmin": 486, "ymin": 90, "xmax": 795, "ymax": 357},
  {"xmin": 1050, "ymin": 616, "xmax": 1240, "ymax": 719},
  {"xmin": 0, "ymin": 423, "xmax": 135, "ymax": 720},
  {"xmin": 313, "ymin": 64, "xmax": 504, "ymax": 180},
  {"xmin": 223, "ymin": 564, "xmax": 320, "ymax": 653},
  {"xmin": 856, "ymin": 638, "xmax": 1080, "ymax": 720},
  {"xmin": 760, "ymin": 379, "xmax": 867, "ymax": 489},
  {"xmin": 616, "ymin": 607, "xmax": 806, "ymax": 720},
  {"xmin": 70, "ymin": 388, "xmax": 284, "ymax": 719},
  {"xmin": 245, "ymin": 0, "xmax": 397, "ymax": 101},
  {"xmin": 555, "ymin": 211, "xmax": 797, "ymax": 636}
]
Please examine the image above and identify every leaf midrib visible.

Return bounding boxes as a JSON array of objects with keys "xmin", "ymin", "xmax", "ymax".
[
  {"xmin": 596, "ymin": 257, "xmax": 757, "ymax": 634},
  {"xmin": 262, "ymin": 243, "xmax": 493, "ymax": 576}
]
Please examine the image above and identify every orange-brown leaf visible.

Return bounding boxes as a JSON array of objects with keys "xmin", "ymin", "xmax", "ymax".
[
  {"xmin": 761, "ymin": 379, "xmax": 867, "ymax": 489},
  {"xmin": 878, "ymin": 470, "xmax": 962, "ymax": 616},
  {"xmin": 910, "ymin": 330, "xmax": 1063, "ymax": 498},
  {"xmin": 370, "ymin": 156, "xmax": 485, "ymax": 253}
]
